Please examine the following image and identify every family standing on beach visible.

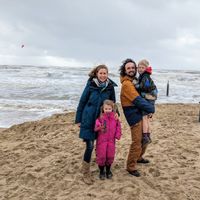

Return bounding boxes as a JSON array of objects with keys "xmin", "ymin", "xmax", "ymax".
[{"xmin": 75, "ymin": 58, "xmax": 157, "ymax": 184}]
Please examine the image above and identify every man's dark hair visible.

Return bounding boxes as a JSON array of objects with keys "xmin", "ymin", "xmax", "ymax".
[{"xmin": 119, "ymin": 58, "xmax": 137, "ymax": 77}]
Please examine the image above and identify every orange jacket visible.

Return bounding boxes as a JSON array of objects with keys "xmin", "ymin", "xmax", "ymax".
[
  {"xmin": 120, "ymin": 76, "xmax": 140, "ymax": 107},
  {"xmin": 120, "ymin": 75, "xmax": 155, "ymax": 126}
]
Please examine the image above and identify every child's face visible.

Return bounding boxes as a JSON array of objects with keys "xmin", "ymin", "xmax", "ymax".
[
  {"xmin": 103, "ymin": 104, "xmax": 113, "ymax": 113},
  {"xmin": 97, "ymin": 68, "xmax": 108, "ymax": 82},
  {"xmin": 138, "ymin": 64, "xmax": 146, "ymax": 74}
]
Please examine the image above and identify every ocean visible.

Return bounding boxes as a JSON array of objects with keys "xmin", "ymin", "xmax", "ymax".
[{"xmin": 0, "ymin": 65, "xmax": 200, "ymax": 128}]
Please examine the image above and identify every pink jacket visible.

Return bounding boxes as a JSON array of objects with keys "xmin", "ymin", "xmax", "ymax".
[
  {"xmin": 95, "ymin": 112, "xmax": 121, "ymax": 140},
  {"xmin": 94, "ymin": 112, "xmax": 121, "ymax": 166}
]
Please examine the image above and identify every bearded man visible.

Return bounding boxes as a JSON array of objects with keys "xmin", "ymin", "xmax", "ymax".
[{"xmin": 120, "ymin": 58, "xmax": 154, "ymax": 177}]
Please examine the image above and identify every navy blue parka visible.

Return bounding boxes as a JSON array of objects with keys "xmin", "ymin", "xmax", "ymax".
[{"xmin": 75, "ymin": 78, "xmax": 117, "ymax": 140}]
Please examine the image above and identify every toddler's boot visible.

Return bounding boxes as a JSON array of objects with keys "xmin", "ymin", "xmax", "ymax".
[{"xmin": 142, "ymin": 133, "xmax": 151, "ymax": 146}]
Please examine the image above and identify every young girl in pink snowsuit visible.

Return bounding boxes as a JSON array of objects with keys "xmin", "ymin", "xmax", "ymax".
[{"xmin": 94, "ymin": 100, "xmax": 121, "ymax": 180}]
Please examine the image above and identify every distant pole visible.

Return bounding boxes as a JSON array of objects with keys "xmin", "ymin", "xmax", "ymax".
[
  {"xmin": 199, "ymin": 102, "xmax": 200, "ymax": 122},
  {"xmin": 199, "ymin": 110, "xmax": 200, "ymax": 122},
  {"xmin": 166, "ymin": 80, "xmax": 169, "ymax": 96}
]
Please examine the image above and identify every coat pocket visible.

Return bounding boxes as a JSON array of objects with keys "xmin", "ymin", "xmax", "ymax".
[{"xmin": 81, "ymin": 105, "xmax": 96, "ymax": 128}]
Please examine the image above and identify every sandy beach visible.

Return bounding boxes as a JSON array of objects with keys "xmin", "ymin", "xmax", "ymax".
[{"xmin": 0, "ymin": 104, "xmax": 200, "ymax": 200}]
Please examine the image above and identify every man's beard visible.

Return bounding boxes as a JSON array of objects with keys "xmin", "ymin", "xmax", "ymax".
[{"xmin": 126, "ymin": 72, "xmax": 135, "ymax": 78}]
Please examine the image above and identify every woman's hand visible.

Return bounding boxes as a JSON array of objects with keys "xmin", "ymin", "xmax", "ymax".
[{"xmin": 76, "ymin": 123, "xmax": 81, "ymax": 128}]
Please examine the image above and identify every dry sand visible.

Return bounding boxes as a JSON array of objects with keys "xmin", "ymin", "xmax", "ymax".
[{"xmin": 0, "ymin": 104, "xmax": 200, "ymax": 200}]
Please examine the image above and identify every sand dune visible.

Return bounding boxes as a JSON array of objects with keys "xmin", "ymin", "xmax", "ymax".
[{"xmin": 0, "ymin": 104, "xmax": 200, "ymax": 200}]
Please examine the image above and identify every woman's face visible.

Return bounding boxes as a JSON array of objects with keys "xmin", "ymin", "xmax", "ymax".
[{"xmin": 97, "ymin": 68, "xmax": 108, "ymax": 82}]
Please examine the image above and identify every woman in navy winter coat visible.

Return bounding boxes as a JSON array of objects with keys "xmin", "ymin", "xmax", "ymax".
[{"xmin": 75, "ymin": 64, "xmax": 117, "ymax": 184}]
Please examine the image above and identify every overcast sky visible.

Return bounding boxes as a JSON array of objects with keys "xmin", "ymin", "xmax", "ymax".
[{"xmin": 1, "ymin": 0, "xmax": 200, "ymax": 70}]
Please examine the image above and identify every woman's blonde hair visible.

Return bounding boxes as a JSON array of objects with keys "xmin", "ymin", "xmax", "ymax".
[
  {"xmin": 138, "ymin": 59, "xmax": 149, "ymax": 68},
  {"xmin": 88, "ymin": 64, "xmax": 108, "ymax": 79}
]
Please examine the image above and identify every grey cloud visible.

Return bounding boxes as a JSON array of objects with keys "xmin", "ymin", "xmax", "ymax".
[{"xmin": 0, "ymin": 0, "xmax": 200, "ymax": 69}]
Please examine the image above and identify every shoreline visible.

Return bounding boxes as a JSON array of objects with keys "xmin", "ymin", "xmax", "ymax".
[
  {"xmin": 0, "ymin": 128, "xmax": 7, "ymax": 133},
  {"xmin": 1, "ymin": 102, "xmax": 200, "ymax": 129}
]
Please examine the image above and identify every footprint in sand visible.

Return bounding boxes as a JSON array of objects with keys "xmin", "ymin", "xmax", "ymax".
[{"xmin": 149, "ymin": 168, "xmax": 161, "ymax": 177}]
